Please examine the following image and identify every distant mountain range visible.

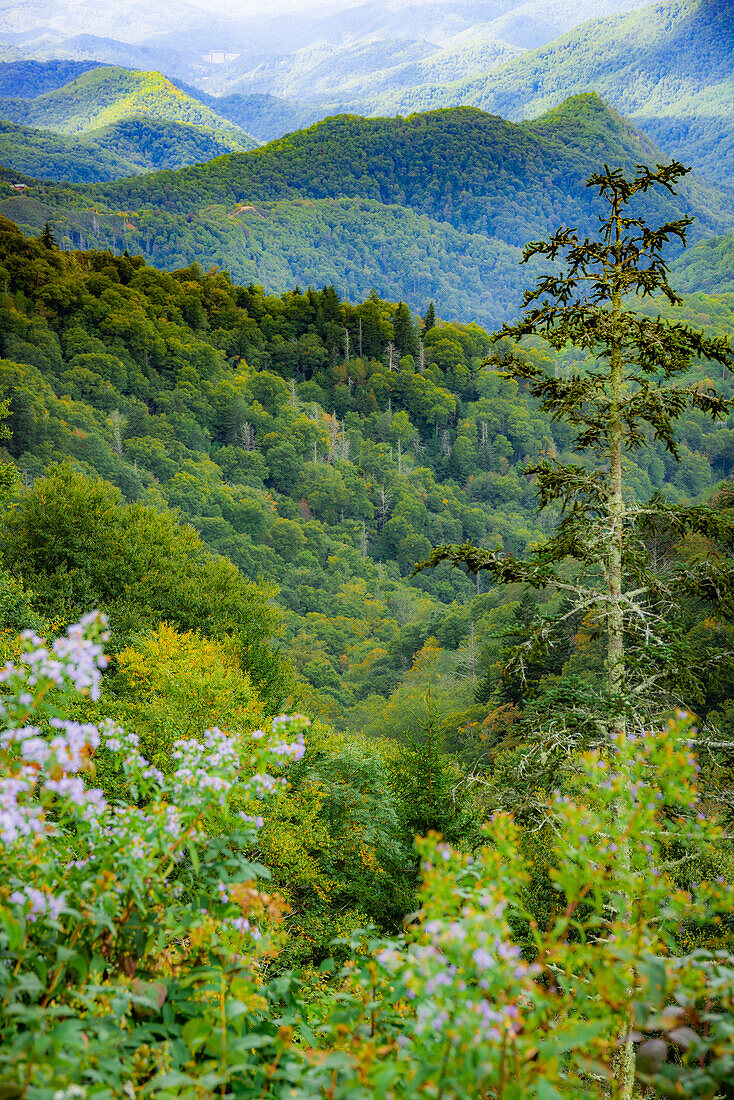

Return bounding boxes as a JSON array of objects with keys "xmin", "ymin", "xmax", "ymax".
[
  {"xmin": 360, "ymin": 0, "xmax": 734, "ymax": 186},
  {"xmin": 0, "ymin": 64, "xmax": 258, "ymax": 180},
  {"xmin": 1, "ymin": 95, "xmax": 730, "ymax": 328},
  {"xmin": 0, "ymin": 0, "xmax": 731, "ymax": 322},
  {"xmin": 0, "ymin": 1, "xmax": 649, "ymax": 96},
  {"xmin": 0, "ymin": 0, "xmax": 730, "ymax": 179}
]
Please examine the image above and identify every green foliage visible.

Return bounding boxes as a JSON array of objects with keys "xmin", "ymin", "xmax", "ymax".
[
  {"xmin": 2, "ymin": 95, "xmax": 729, "ymax": 327},
  {"xmin": 255, "ymin": 725, "xmax": 415, "ymax": 965},
  {"xmin": 0, "ymin": 117, "xmax": 257, "ymax": 184},
  {"xmin": 0, "ymin": 613, "xmax": 313, "ymax": 1098},
  {"xmin": 93, "ymin": 622, "xmax": 264, "ymax": 773},
  {"xmin": 3, "ymin": 464, "xmax": 290, "ymax": 711},
  {"xmin": 1, "ymin": 212, "xmax": 734, "ymax": 730},
  {"xmin": 349, "ymin": 718, "xmax": 734, "ymax": 1098},
  {"xmin": 366, "ymin": 0, "xmax": 734, "ymax": 186},
  {"xmin": 0, "ymin": 65, "xmax": 257, "ymax": 143}
]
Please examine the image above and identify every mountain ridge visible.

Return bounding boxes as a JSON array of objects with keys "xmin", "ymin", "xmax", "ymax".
[
  {"xmin": 1, "ymin": 95, "xmax": 730, "ymax": 328},
  {"xmin": 0, "ymin": 66, "xmax": 258, "ymax": 143},
  {"xmin": 357, "ymin": 0, "xmax": 734, "ymax": 185},
  {"xmin": 84, "ymin": 95, "xmax": 732, "ymax": 243}
]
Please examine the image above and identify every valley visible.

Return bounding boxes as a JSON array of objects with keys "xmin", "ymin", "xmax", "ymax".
[{"xmin": 1, "ymin": 2, "xmax": 734, "ymax": 1096}]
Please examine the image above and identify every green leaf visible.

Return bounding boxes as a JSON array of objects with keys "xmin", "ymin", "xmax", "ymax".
[
  {"xmin": 535, "ymin": 1081, "xmax": 565, "ymax": 1100},
  {"xmin": 225, "ymin": 999, "xmax": 249, "ymax": 1022},
  {"xmin": 181, "ymin": 1016, "xmax": 213, "ymax": 1053}
]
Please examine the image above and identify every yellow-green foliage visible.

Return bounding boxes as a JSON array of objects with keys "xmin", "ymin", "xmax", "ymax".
[
  {"xmin": 349, "ymin": 637, "xmax": 472, "ymax": 742},
  {"xmin": 255, "ymin": 723, "xmax": 413, "ymax": 964},
  {"xmin": 96, "ymin": 623, "xmax": 263, "ymax": 770}
]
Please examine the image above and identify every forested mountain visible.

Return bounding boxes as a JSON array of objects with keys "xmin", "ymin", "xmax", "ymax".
[
  {"xmin": 0, "ymin": 120, "xmax": 138, "ymax": 183},
  {"xmin": 0, "ymin": 62, "xmax": 261, "ymax": 178},
  {"xmin": 0, "ymin": 116, "xmax": 258, "ymax": 183},
  {"xmin": 0, "ymin": 0, "xmax": 649, "ymax": 100},
  {"xmin": 2, "ymin": 217, "xmax": 733, "ymax": 732},
  {"xmin": 0, "ymin": 65, "xmax": 257, "ymax": 144},
  {"xmin": 1, "ymin": 95, "xmax": 730, "ymax": 326},
  {"xmin": 363, "ymin": 0, "xmax": 734, "ymax": 186},
  {"xmin": 84, "ymin": 96, "xmax": 686, "ymax": 235},
  {"xmin": 174, "ymin": 87, "xmax": 329, "ymax": 144},
  {"xmin": 0, "ymin": 58, "xmax": 101, "ymax": 96},
  {"xmin": 671, "ymin": 230, "xmax": 734, "ymax": 296}
]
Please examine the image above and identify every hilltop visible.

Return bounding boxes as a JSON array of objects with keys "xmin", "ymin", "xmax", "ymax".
[
  {"xmin": 362, "ymin": 0, "xmax": 734, "ymax": 186},
  {"xmin": 0, "ymin": 66, "xmax": 257, "ymax": 142},
  {"xmin": 85, "ymin": 95, "xmax": 731, "ymax": 242}
]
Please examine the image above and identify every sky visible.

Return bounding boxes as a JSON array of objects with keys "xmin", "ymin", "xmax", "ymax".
[{"xmin": 184, "ymin": 0, "xmax": 354, "ymax": 12}]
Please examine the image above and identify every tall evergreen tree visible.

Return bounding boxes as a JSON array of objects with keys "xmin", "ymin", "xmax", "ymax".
[
  {"xmin": 393, "ymin": 301, "xmax": 418, "ymax": 358},
  {"xmin": 416, "ymin": 162, "xmax": 734, "ymax": 1097},
  {"xmin": 422, "ymin": 301, "xmax": 436, "ymax": 333},
  {"xmin": 359, "ymin": 288, "xmax": 389, "ymax": 359},
  {"xmin": 40, "ymin": 222, "xmax": 57, "ymax": 249}
]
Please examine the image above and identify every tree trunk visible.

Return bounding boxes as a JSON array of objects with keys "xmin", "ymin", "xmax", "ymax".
[{"xmin": 608, "ymin": 205, "xmax": 635, "ymax": 1100}]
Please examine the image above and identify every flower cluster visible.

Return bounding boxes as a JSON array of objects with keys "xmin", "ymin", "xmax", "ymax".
[
  {"xmin": 377, "ymin": 860, "xmax": 534, "ymax": 1055},
  {"xmin": 0, "ymin": 610, "xmax": 109, "ymax": 713},
  {"xmin": 9, "ymin": 886, "xmax": 65, "ymax": 922},
  {"xmin": 1, "ymin": 613, "xmax": 311, "ymax": 959}
]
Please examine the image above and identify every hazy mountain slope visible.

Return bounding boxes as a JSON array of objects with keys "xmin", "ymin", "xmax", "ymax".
[
  {"xmin": 0, "ymin": 116, "xmax": 257, "ymax": 183},
  {"xmin": 0, "ymin": 59, "xmax": 101, "ymax": 96},
  {"xmin": 176, "ymin": 89, "xmax": 330, "ymax": 144},
  {"xmin": 0, "ymin": 0, "xmax": 650, "ymax": 102},
  {"xmin": 0, "ymin": 30, "xmax": 191, "ymax": 77},
  {"xmin": 0, "ymin": 66, "xmax": 258, "ymax": 145},
  {"xmin": 362, "ymin": 0, "xmax": 734, "ymax": 184},
  {"xmin": 197, "ymin": 34, "xmax": 522, "ymax": 102},
  {"xmin": 0, "ymin": 0, "xmax": 653, "ymax": 52},
  {"xmin": 0, "ymin": 0, "xmax": 205, "ymax": 41}
]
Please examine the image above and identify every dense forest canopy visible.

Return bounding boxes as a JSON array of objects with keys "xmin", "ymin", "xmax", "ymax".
[
  {"xmin": 80, "ymin": 97, "xmax": 730, "ymax": 240},
  {"xmin": 1, "ymin": 157, "xmax": 734, "ymax": 1096},
  {"xmin": 360, "ymin": 0, "xmax": 734, "ymax": 187},
  {"xmin": 1, "ymin": 95, "xmax": 732, "ymax": 330},
  {"xmin": 2, "ymin": 215, "xmax": 734, "ymax": 736}
]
